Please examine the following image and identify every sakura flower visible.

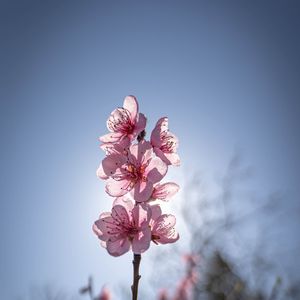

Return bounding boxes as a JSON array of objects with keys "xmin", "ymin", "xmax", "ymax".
[
  {"xmin": 100, "ymin": 95, "xmax": 147, "ymax": 144},
  {"xmin": 158, "ymin": 289, "xmax": 169, "ymax": 300},
  {"xmin": 183, "ymin": 254, "xmax": 200, "ymax": 268},
  {"xmin": 97, "ymin": 139, "xmax": 130, "ymax": 180},
  {"xmin": 173, "ymin": 278, "xmax": 191, "ymax": 300},
  {"xmin": 103, "ymin": 141, "xmax": 168, "ymax": 202},
  {"xmin": 97, "ymin": 287, "xmax": 111, "ymax": 300},
  {"xmin": 151, "ymin": 182, "xmax": 180, "ymax": 201},
  {"xmin": 100, "ymin": 139, "xmax": 130, "ymax": 156},
  {"xmin": 150, "ymin": 205, "xmax": 179, "ymax": 244},
  {"xmin": 93, "ymin": 197, "xmax": 152, "ymax": 256},
  {"xmin": 151, "ymin": 117, "xmax": 180, "ymax": 166}
]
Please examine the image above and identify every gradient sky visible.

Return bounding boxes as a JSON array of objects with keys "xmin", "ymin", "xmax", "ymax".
[{"xmin": 1, "ymin": 1, "xmax": 300, "ymax": 299}]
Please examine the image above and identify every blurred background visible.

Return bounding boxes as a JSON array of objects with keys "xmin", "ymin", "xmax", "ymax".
[{"xmin": 0, "ymin": 1, "xmax": 300, "ymax": 299}]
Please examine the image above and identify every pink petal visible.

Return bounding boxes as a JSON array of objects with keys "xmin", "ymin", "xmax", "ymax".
[
  {"xmin": 150, "ymin": 205, "xmax": 162, "ymax": 223},
  {"xmin": 132, "ymin": 203, "xmax": 151, "ymax": 227},
  {"xmin": 132, "ymin": 180, "xmax": 153, "ymax": 202},
  {"xmin": 100, "ymin": 143, "xmax": 114, "ymax": 154},
  {"xmin": 123, "ymin": 95, "xmax": 138, "ymax": 122},
  {"xmin": 106, "ymin": 237, "xmax": 131, "ymax": 257},
  {"xmin": 93, "ymin": 212, "xmax": 114, "ymax": 241},
  {"xmin": 106, "ymin": 107, "xmax": 134, "ymax": 136},
  {"xmin": 154, "ymin": 214, "xmax": 177, "ymax": 230},
  {"xmin": 113, "ymin": 196, "xmax": 135, "ymax": 215},
  {"xmin": 158, "ymin": 231, "xmax": 179, "ymax": 244},
  {"xmin": 111, "ymin": 205, "xmax": 130, "ymax": 225},
  {"xmin": 153, "ymin": 147, "xmax": 180, "ymax": 166},
  {"xmin": 145, "ymin": 156, "xmax": 168, "ymax": 183},
  {"xmin": 102, "ymin": 154, "xmax": 126, "ymax": 176},
  {"xmin": 132, "ymin": 227, "xmax": 151, "ymax": 254},
  {"xmin": 99, "ymin": 132, "xmax": 123, "ymax": 143},
  {"xmin": 96, "ymin": 164, "xmax": 109, "ymax": 180},
  {"xmin": 100, "ymin": 240, "xmax": 107, "ymax": 248},
  {"xmin": 100, "ymin": 139, "xmax": 130, "ymax": 155},
  {"xmin": 152, "ymin": 182, "xmax": 180, "ymax": 201},
  {"xmin": 153, "ymin": 214, "xmax": 179, "ymax": 244},
  {"xmin": 164, "ymin": 152, "xmax": 181, "ymax": 166},
  {"xmin": 99, "ymin": 287, "xmax": 111, "ymax": 300},
  {"xmin": 133, "ymin": 113, "xmax": 147, "ymax": 135},
  {"xmin": 150, "ymin": 117, "xmax": 168, "ymax": 147},
  {"xmin": 129, "ymin": 141, "xmax": 152, "ymax": 165},
  {"xmin": 105, "ymin": 178, "xmax": 132, "ymax": 197}
]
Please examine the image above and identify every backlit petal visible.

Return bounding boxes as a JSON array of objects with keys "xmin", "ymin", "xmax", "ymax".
[
  {"xmin": 132, "ymin": 227, "xmax": 151, "ymax": 254},
  {"xmin": 96, "ymin": 164, "xmax": 109, "ymax": 180},
  {"xmin": 93, "ymin": 213, "xmax": 116, "ymax": 241},
  {"xmin": 132, "ymin": 203, "xmax": 151, "ymax": 227},
  {"xmin": 152, "ymin": 182, "xmax": 180, "ymax": 201},
  {"xmin": 150, "ymin": 117, "xmax": 168, "ymax": 147},
  {"xmin": 130, "ymin": 141, "xmax": 152, "ymax": 165},
  {"xmin": 132, "ymin": 180, "xmax": 153, "ymax": 202},
  {"xmin": 111, "ymin": 205, "xmax": 130, "ymax": 225},
  {"xmin": 152, "ymin": 214, "xmax": 179, "ymax": 244},
  {"xmin": 106, "ymin": 237, "xmax": 131, "ymax": 257},
  {"xmin": 153, "ymin": 147, "xmax": 180, "ymax": 166},
  {"xmin": 146, "ymin": 156, "xmax": 168, "ymax": 183},
  {"xmin": 164, "ymin": 152, "xmax": 181, "ymax": 166},
  {"xmin": 123, "ymin": 95, "xmax": 138, "ymax": 122},
  {"xmin": 113, "ymin": 196, "xmax": 135, "ymax": 215},
  {"xmin": 102, "ymin": 154, "xmax": 126, "ymax": 176},
  {"xmin": 99, "ymin": 132, "xmax": 123, "ymax": 143},
  {"xmin": 150, "ymin": 204, "xmax": 162, "ymax": 223},
  {"xmin": 133, "ymin": 113, "xmax": 147, "ymax": 135},
  {"xmin": 105, "ymin": 178, "xmax": 132, "ymax": 197}
]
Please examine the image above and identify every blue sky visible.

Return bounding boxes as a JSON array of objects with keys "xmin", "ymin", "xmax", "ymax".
[{"xmin": 1, "ymin": 1, "xmax": 300, "ymax": 299}]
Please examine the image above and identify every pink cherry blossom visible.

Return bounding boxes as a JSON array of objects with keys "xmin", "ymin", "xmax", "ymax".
[
  {"xmin": 100, "ymin": 138, "xmax": 130, "ymax": 156},
  {"xmin": 151, "ymin": 182, "xmax": 180, "ymax": 201},
  {"xmin": 151, "ymin": 117, "xmax": 180, "ymax": 166},
  {"xmin": 183, "ymin": 254, "xmax": 200, "ymax": 268},
  {"xmin": 93, "ymin": 197, "xmax": 152, "ymax": 256},
  {"xmin": 97, "ymin": 140, "xmax": 130, "ymax": 180},
  {"xmin": 173, "ymin": 278, "xmax": 191, "ymax": 300},
  {"xmin": 94, "ymin": 94, "xmax": 181, "ymax": 266},
  {"xmin": 97, "ymin": 287, "xmax": 111, "ymax": 300},
  {"xmin": 173, "ymin": 254, "xmax": 199, "ymax": 300},
  {"xmin": 158, "ymin": 289, "xmax": 169, "ymax": 300},
  {"xmin": 102, "ymin": 141, "xmax": 168, "ymax": 202},
  {"xmin": 100, "ymin": 95, "xmax": 147, "ymax": 144},
  {"xmin": 150, "ymin": 205, "xmax": 179, "ymax": 245}
]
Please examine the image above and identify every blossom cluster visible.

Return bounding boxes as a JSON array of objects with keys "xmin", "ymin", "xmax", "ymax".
[{"xmin": 93, "ymin": 95, "xmax": 180, "ymax": 256}]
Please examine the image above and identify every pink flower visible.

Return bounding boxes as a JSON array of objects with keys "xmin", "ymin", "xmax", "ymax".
[
  {"xmin": 93, "ymin": 197, "xmax": 152, "ymax": 256},
  {"xmin": 150, "ymin": 205, "xmax": 179, "ymax": 244},
  {"xmin": 151, "ymin": 117, "xmax": 180, "ymax": 166},
  {"xmin": 183, "ymin": 254, "xmax": 200, "ymax": 268},
  {"xmin": 174, "ymin": 278, "xmax": 191, "ymax": 300},
  {"xmin": 151, "ymin": 182, "xmax": 180, "ymax": 201},
  {"xmin": 102, "ymin": 141, "xmax": 168, "ymax": 202},
  {"xmin": 158, "ymin": 289, "xmax": 169, "ymax": 300},
  {"xmin": 100, "ymin": 95, "xmax": 147, "ymax": 144},
  {"xmin": 97, "ymin": 139, "xmax": 130, "ymax": 180},
  {"xmin": 97, "ymin": 287, "xmax": 111, "ymax": 300}
]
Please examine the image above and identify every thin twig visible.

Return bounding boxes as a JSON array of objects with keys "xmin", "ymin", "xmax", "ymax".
[
  {"xmin": 131, "ymin": 253, "xmax": 142, "ymax": 300},
  {"xmin": 88, "ymin": 276, "xmax": 94, "ymax": 300}
]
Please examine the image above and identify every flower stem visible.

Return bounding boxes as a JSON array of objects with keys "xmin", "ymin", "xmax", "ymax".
[{"xmin": 131, "ymin": 253, "xmax": 142, "ymax": 300}]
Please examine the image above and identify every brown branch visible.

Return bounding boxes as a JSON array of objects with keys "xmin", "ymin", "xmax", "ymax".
[{"xmin": 131, "ymin": 253, "xmax": 142, "ymax": 300}]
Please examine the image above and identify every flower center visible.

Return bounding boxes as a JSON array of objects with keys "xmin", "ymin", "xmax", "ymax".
[
  {"xmin": 160, "ymin": 133, "xmax": 176, "ymax": 153},
  {"xmin": 151, "ymin": 234, "xmax": 160, "ymax": 244},
  {"xmin": 126, "ymin": 163, "xmax": 147, "ymax": 182},
  {"xmin": 127, "ymin": 226, "xmax": 139, "ymax": 240},
  {"xmin": 108, "ymin": 108, "xmax": 134, "ymax": 134}
]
